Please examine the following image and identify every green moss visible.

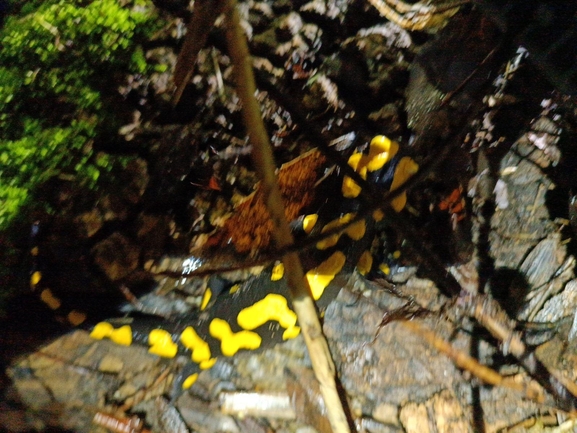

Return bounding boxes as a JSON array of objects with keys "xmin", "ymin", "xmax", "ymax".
[
  {"xmin": 0, "ymin": 0, "xmax": 159, "ymax": 131},
  {"xmin": 0, "ymin": 0, "xmax": 163, "ymax": 230}
]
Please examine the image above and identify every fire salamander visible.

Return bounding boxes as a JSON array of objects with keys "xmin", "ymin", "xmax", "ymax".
[
  {"xmin": 30, "ymin": 135, "xmax": 418, "ymax": 396},
  {"xmin": 29, "ymin": 221, "xmax": 90, "ymax": 327}
]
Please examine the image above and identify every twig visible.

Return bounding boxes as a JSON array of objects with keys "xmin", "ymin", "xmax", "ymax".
[
  {"xmin": 458, "ymin": 292, "xmax": 577, "ymax": 411},
  {"xmin": 222, "ymin": 0, "xmax": 351, "ymax": 431},
  {"xmin": 171, "ymin": 0, "xmax": 226, "ymax": 106},
  {"xmin": 402, "ymin": 320, "xmax": 545, "ymax": 403}
]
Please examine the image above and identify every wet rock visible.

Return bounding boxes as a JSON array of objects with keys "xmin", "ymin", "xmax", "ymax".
[
  {"xmin": 399, "ymin": 390, "xmax": 471, "ymax": 433},
  {"xmin": 520, "ymin": 234, "xmax": 566, "ymax": 290},
  {"xmin": 535, "ymin": 279, "xmax": 577, "ymax": 323},
  {"xmin": 74, "ymin": 208, "xmax": 104, "ymax": 238},
  {"xmin": 92, "ymin": 232, "xmax": 140, "ymax": 281},
  {"xmin": 136, "ymin": 213, "xmax": 173, "ymax": 260},
  {"xmin": 98, "ymin": 354, "xmax": 125, "ymax": 373}
]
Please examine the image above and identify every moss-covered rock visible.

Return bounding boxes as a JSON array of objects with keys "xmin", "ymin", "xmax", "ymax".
[{"xmin": 0, "ymin": 0, "xmax": 162, "ymax": 230}]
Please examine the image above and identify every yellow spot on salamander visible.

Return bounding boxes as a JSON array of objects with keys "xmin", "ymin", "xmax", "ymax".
[
  {"xmin": 283, "ymin": 326, "xmax": 301, "ymax": 339},
  {"xmin": 342, "ymin": 176, "xmax": 362, "ymax": 198},
  {"xmin": 369, "ymin": 135, "xmax": 394, "ymax": 153},
  {"xmin": 180, "ymin": 326, "xmax": 212, "ymax": 363},
  {"xmin": 366, "ymin": 135, "xmax": 399, "ymax": 171},
  {"xmin": 90, "ymin": 322, "xmax": 133, "ymax": 346},
  {"xmin": 31, "ymin": 246, "xmax": 39, "ymax": 256},
  {"xmin": 316, "ymin": 213, "xmax": 352, "ymax": 249},
  {"xmin": 393, "ymin": 250, "xmax": 401, "ymax": 259},
  {"xmin": 111, "ymin": 326, "xmax": 132, "ymax": 346},
  {"xmin": 342, "ymin": 136, "xmax": 400, "ymax": 198},
  {"xmin": 373, "ymin": 209, "xmax": 385, "ymax": 222},
  {"xmin": 302, "ymin": 214, "xmax": 318, "ymax": 234},
  {"xmin": 379, "ymin": 263, "xmax": 391, "ymax": 275},
  {"xmin": 390, "ymin": 157, "xmax": 419, "ymax": 212},
  {"xmin": 271, "ymin": 262, "xmax": 284, "ymax": 281},
  {"xmin": 316, "ymin": 235, "xmax": 339, "ymax": 250},
  {"xmin": 305, "ymin": 251, "xmax": 346, "ymax": 300},
  {"xmin": 237, "ymin": 293, "xmax": 299, "ymax": 340},
  {"xmin": 182, "ymin": 373, "xmax": 198, "ymax": 389},
  {"xmin": 67, "ymin": 310, "xmax": 87, "ymax": 326},
  {"xmin": 148, "ymin": 329, "xmax": 178, "ymax": 358},
  {"xmin": 316, "ymin": 214, "xmax": 365, "ymax": 250},
  {"xmin": 347, "ymin": 151, "xmax": 363, "ymax": 171},
  {"xmin": 366, "ymin": 152, "xmax": 391, "ymax": 172},
  {"xmin": 209, "ymin": 318, "xmax": 262, "ymax": 357},
  {"xmin": 229, "ymin": 284, "xmax": 240, "ymax": 294},
  {"xmin": 200, "ymin": 358, "xmax": 217, "ymax": 369},
  {"xmin": 200, "ymin": 288, "xmax": 212, "ymax": 311},
  {"xmin": 40, "ymin": 288, "xmax": 61, "ymax": 310},
  {"xmin": 342, "ymin": 153, "xmax": 365, "ymax": 198},
  {"xmin": 346, "ymin": 218, "xmax": 366, "ymax": 241},
  {"xmin": 357, "ymin": 250, "xmax": 373, "ymax": 276},
  {"xmin": 30, "ymin": 271, "xmax": 42, "ymax": 289},
  {"xmin": 90, "ymin": 322, "xmax": 114, "ymax": 339}
]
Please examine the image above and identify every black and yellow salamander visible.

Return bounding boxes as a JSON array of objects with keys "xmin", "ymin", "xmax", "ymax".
[
  {"xmin": 29, "ymin": 221, "xmax": 89, "ymax": 327},
  {"xmin": 30, "ymin": 135, "xmax": 418, "ymax": 396}
]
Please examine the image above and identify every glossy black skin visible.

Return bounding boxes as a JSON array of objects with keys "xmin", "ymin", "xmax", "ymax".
[{"xmin": 93, "ymin": 146, "xmax": 405, "ymax": 398}]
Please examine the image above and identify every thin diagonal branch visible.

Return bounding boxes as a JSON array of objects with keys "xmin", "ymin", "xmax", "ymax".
[
  {"xmin": 171, "ymin": 0, "xmax": 226, "ymax": 106},
  {"xmin": 222, "ymin": 0, "xmax": 352, "ymax": 430}
]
